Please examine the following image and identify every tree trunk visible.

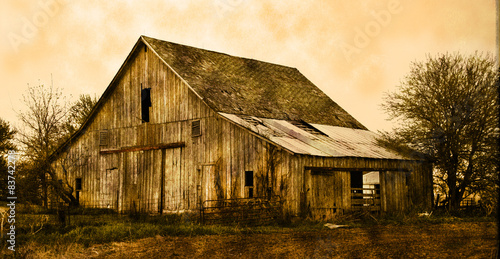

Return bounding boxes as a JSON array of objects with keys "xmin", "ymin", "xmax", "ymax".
[
  {"xmin": 447, "ymin": 169, "xmax": 458, "ymax": 210},
  {"xmin": 41, "ymin": 172, "xmax": 48, "ymax": 208}
]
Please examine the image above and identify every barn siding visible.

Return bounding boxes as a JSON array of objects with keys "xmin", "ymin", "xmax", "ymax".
[
  {"xmin": 283, "ymin": 154, "xmax": 432, "ymax": 218},
  {"xmin": 52, "ymin": 41, "xmax": 219, "ymax": 212}
]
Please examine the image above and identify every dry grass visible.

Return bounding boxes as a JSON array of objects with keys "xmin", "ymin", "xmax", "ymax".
[
  {"xmin": 7, "ymin": 221, "xmax": 497, "ymax": 258},
  {"xmin": 2, "ymin": 209, "xmax": 496, "ymax": 258}
]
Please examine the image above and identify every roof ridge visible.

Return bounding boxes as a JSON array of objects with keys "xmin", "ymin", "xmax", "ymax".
[{"xmin": 141, "ymin": 35, "xmax": 299, "ymax": 71}]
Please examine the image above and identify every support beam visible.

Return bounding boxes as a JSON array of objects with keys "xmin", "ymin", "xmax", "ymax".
[
  {"xmin": 100, "ymin": 142, "xmax": 185, "ymax": 154},
  {"xmin": 306, "ymin": 166, "xmax": 411, "ymax": 173}
]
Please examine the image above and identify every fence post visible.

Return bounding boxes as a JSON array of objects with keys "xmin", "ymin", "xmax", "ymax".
[{"xmin": 200, "ymin": 201, "xmax": 204, "ymax": 225}]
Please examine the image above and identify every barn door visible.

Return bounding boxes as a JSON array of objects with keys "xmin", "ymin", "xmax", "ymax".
[
  {"xmin": 199, "ymin": 165, "xmax": 216, "ymax": 205},
  {"xmin": 100, "ymin": 154, "xmax": 119, "ymax": 210},
  {"xmin": 380, "ymin": 171, "xmax": 408, "ymax": 212},
  {"xmin": 102, "ymin": 167, "xmax": 118, "ymax": 209},
  {"xmin": 163, "ymin": 148, "xmax": 183, "ymax": 212},
  {"xmin": 123, "ymin": 151, "xmax": 139, "ymax": 213},
  {"xmin": 303, "ymin": 169, "xmax": 349, "ymax": 220},
  {"xmin": 311, "ymin": 172, "xmax": 337, "ymax": 220}
]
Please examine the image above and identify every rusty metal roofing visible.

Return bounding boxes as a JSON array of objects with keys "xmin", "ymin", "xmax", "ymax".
[
  {"xmin": 143, "ymin": 36, "xmax": 366, "ymax": 129},
  {"xmin": 220, "ymin": 113, "xmax": 405, "ymax": 159}
]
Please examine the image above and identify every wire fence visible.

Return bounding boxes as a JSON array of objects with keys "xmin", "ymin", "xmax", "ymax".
[
  {"xmin": 14, "ymin": 195, "xmax": 284, "ymax": 227},
  {"xmin": 46, "ymin": 193, "xmax": 199, "ymax": 214}
]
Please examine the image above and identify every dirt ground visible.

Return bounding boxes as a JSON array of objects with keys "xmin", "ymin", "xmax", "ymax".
[{"xmin": 68, "ymin": 222, "xmax": 496, "ymax": 259}]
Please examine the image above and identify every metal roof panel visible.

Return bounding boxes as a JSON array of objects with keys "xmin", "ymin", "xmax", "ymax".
[{"xmin": 220, "ymin": 113, "xmax": 405, "ymax": 159}]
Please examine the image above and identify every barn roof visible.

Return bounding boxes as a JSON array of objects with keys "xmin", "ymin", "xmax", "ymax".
[
  {"xmin": 219, "ymin": 113, "xmax": 405, "ymax": 159},
  {"xmin": 142, "ymin": 36, "xmax": 366, "ymax": 129},
  {"xmin": 51, "ymin": 36, "xmax": 405, "ymax": 161}
]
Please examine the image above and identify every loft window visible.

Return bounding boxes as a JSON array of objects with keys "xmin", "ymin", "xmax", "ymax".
[
  {"xmin": 141, "ymin": 88, "xmax": 152, "ymax": 122},
  {"xmin": 76, "ymin": 178, "xmax": 82, "ymax": 191},
  {"xmin": 245, "ymin": 171, "xmax": 254, "ymax": 187},
  {"xmin": 192, "ymin": 120, "xmax": 201, "ymax": 137},
  {"xmin": 99, "ymin": 131, "xmax": 108, "ymax": 146}
]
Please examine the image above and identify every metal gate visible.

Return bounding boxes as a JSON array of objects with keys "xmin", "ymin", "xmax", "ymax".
[
  {"xmin": 351, "ymin": 188, "xmax": 381, "ymax": 211},
  {"xmin": 200, "ymin": 196, "xmax": 282, "ymax": 225}
]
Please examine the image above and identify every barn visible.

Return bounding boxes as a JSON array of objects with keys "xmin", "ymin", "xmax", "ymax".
[{"xmin": 50, "ymin": 36, "xmax": 433, "ymax": 220}]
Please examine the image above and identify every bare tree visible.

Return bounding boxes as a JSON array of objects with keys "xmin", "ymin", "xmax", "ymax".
[
  {"xmin": 17, "ymin": 82, "xmax": 97, "ymax": 207},
  {"xmin": 381, "ymin": 52, "xmax": 499, "ymax": 210},
  {"xmin": 62, "ymin": 94, "xmax": 98, "ymax": 137},
  {"xmin": 17, "ymin": 83, "xmax": 69, "ymax": 207}
]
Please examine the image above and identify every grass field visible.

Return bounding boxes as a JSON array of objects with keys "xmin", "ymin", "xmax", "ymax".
[{"xmin": 1, "ymin": 207, "xmax": 497, "ymax": 258}]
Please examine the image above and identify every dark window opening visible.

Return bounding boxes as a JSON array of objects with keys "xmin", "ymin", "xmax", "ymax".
[
  {"xmin": 141, "ymin": 88, "xmax": 152, "ymax": 122},
  {"xmin": 350, "ymin": 171, "xmax": 363, "ymax": 188},
  {"xmin": 99, "ymin": 131, "xmax": 108, "ymax": 146},
  {"xmin": 76, "ymin": 178, "xmax": 82, "ymax": 191},
  {"xmin": 245, "ymin": 171, "xmax": 254, "ymax": 187},
  {"xmin": 248, "ymin": 187, "xmax": 253, "ymax": 198},
  {"xmin": 192, "ymin": 120, "xmax": 201, "ymax": 137},
  {"xmin": 350, "ymin": 171, "xmax": 363, "ymax": 197},
  {"xmin": 144, "ymin": 45, "xmax": 147, "ymax": 52},
  {"xmin": 75, "ymin": 191, "xmax": 80, "ymax": 204}
]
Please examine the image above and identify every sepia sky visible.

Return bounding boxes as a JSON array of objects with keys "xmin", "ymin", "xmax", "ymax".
[{"xmin": 0, "ymin": 0, "xmax": 497, "ymax": 132}]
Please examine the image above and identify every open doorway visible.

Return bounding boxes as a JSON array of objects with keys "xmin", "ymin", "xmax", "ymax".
[
  {"xmin": 350, "ymin": 171, "xmax": 381, "ymax": 211},
  {"xmin": 363, "ymin": 171, "xmax": 380, "ymax": 194}
]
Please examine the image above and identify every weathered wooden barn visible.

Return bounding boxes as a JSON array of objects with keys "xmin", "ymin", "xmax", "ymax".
[{"xmin": 50, "ymin": 36, "xmax": 433, "ymax": 220}]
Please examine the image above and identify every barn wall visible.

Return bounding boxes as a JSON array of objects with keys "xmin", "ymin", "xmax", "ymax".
[
  {"xmin": 214, "ymin": 117, "xmax": 291, "ymax": 202},
  {"xmin": 52, "ymin": 41, "xmax": 221, "ymax": 212}
]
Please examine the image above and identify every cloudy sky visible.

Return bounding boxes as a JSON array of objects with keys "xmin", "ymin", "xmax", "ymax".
[{"xmin": 0, "ymin": 0, "xmax": 497, "ymax": 132}]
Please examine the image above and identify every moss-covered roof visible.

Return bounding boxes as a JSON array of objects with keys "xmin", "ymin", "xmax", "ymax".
[{"xmin": 143, "ymin": 36, "xmax": 366, "ymax": 129}]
